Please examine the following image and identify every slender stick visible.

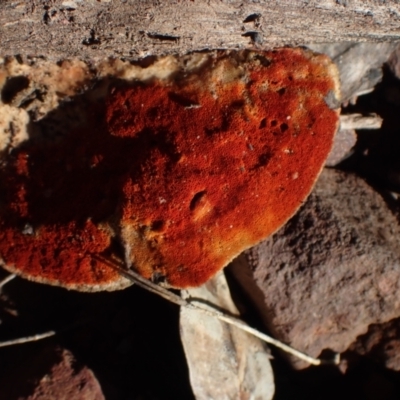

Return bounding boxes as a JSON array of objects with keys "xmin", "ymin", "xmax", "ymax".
[
  {"xmin": 0, "ymin": 273, "xmax": 56, "ymax": 348},
  {"xmin": 0, "ymin": 273, "xmax": 16, "ymax": 292},
  {"xmin": 0, "ymin": 315, "xmax": 97, "ymax": 349},
  {"xmin": 100, "ymin": 257, "xmax": 339, "ymax": 366},
  {"xmin": 0, "ymin": 330, "xmax": 56, "ymax": 348},
  {"xmin": 0, "ymin": 259, "xmax": 339, "ymax": 366},
  {"xmin": 339, "ymin": 113, "xmax": 382, "ymax": 130}
]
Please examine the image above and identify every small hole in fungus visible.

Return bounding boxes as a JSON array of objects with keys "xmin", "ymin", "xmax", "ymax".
[
  {"xmin": 254, "ymin": 54, "xmax": 271, "ymax": 67},
  {"xmin": 259, "ymin": 118, "xmax": 267, "ymax": 129},
  {"xmin": 270, "ymin": 120, "xmax": 277, "ymax": 127},
  {"xmin": 151, "ymin": 220, "xmax": 165, "ymax": 232},
  {"xmin": 258, "ymin": 153, "xmax": 270, "ymax": 167},
  {"xmin": 190, "ymin": 191, "xmax": 207, "ymax": 211},
  {"xmin": 1, "ymin": 76, "xmax": 30, "ymax": 104},
  {"xmin": 147, "ymin": 107, "xmax": 159, "ymax": 119},
  {"xmin": 280, "ymin": 123, "xmax": 289, "ymax": 133},
  {"xmin": 230, "ymin": 100, "xmax": 245, "ymax": 109},
  {"xmin": 277, "ymin": 88, "xmax": 286, "ymax": 96},
  {"xmin": 168, "ymin": 92, "xmax": 197, "ymax": 108}
]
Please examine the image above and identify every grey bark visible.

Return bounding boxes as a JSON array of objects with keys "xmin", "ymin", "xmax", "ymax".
[{"xmin": 1, "ymin": 1, "xmax": 400, "ymax": 61}]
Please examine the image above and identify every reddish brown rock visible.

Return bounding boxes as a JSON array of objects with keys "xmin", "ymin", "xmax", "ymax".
[
  {"xmin": 230, "ymin": 168, "xmax": 400, "ymax": 368},
  {"xmin": 349, "ymin": 318, "xmax": 400, "ymax": 371},
  {"xmin": 0, "ymin": 345, "xmax": 105, "ymax": 400}
]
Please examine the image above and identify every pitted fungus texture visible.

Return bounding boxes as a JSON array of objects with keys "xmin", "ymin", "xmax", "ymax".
[{"xmin": 0, "ymin": 49, "xmax": 339, "ymax": 290}]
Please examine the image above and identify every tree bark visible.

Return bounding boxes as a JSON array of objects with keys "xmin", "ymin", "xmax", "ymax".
[{"xmin": 1, "ymin": 1, "xmax": 400, "ymax": 61}]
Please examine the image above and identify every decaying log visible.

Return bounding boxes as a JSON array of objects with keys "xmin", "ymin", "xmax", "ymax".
[{"xmin": 1, "ymin": 1, "xmax": 400, "ymax": 60}]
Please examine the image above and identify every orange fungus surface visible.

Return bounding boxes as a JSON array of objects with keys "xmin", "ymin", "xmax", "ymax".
[{"xmin": 0, "ymin": 49, "xmax": 340, "ymax": 290}]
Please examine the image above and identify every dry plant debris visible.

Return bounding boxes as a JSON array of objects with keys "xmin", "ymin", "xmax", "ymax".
[
  {"xmin": 180, "ymin": 271, "xmax": 275, "ymax": 399},
  {"xmin": 0, "ymin": 49, "xmax": 339, "ymax": 290}
]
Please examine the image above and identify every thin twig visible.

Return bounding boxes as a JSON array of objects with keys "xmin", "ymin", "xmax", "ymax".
[
  {"xmin": 192, "ymin": 304, "xmax": 326, "ymax": 366},
  {"xmin": 340, "ymin": 113, "xmax": 382, "ymax": 130},
  {"xmin": 97, "ymin": 256, "xmax": 339, "ymax": 367},
  {"xmin": 0, "ymin": 273, "xmax": 16, "ymax": 292},
  {"xmin": 0, "ymin": 330, "xmax": 56, "ymax": 348},
  {"xmin": 0, "ymin": 258, "xmax": 339, "ymax": 366},
  {"xmin": 0, "ymin": 314, "xmax": 96, "ymax": 349}
]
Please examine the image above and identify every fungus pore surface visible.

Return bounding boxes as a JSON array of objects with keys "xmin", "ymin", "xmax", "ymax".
[{"xmin": 0, "ymin": 49, "xmax": 340, "ymax": 290}]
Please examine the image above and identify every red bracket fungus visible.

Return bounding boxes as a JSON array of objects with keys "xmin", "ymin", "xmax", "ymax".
[{"xmin": 0, "ymin": 49, "xmax": 340, "ymax": 290}]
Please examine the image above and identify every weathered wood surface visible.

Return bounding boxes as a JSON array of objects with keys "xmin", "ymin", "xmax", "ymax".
[{"xmin": 1, "ymin": 1, "xmax": 400, "ymax": 61}]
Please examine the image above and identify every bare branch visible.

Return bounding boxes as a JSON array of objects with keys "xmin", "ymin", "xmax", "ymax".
[
  {"xmin": 0, "ymin": 273, "xmax": 16, "ymax": 293},
  {"xmin": 0, "ymin": 330, "xmax": 56, "ymax": 348},
  {"xmin": 340, "ymin": 113, "xmax": 383, "ymax": 130},
  {"xmin": 99, "ymin": 258, "xmax": 339, "ymax": 367}
]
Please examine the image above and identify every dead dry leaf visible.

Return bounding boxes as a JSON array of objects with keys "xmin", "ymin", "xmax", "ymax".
[{"xmin": 180, "ymin": 271, "xmax": 274, "ymax": 400}]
